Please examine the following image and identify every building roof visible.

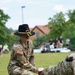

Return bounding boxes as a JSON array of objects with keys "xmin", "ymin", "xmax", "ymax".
[{"xmin": 31, "ymin": 25, "xmax": 50, "ymax": 34}]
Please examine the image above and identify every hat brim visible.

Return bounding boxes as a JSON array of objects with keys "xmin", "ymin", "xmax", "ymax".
[{"xmin": 14, "ymin": 31, "xmax": 35, "ymax": 36}]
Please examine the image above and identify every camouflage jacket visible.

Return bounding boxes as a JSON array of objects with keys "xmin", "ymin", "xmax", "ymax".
[
  {"xmin": 40, "ymin": 61, "xmax": 73, "ymax": 75},
  {"xmin": 8, "ymin": 39, "xmax": 37, "ymax": 73}
]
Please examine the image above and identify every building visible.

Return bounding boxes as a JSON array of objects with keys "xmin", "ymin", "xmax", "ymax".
[{"xmin": 30, "ymin": 25, "xmax": 50, "ymax": 41}]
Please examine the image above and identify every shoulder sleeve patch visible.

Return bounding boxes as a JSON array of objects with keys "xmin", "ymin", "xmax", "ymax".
[{"xmin": 16, "ymin": 50, "xmax": 23, "ymax": 55}]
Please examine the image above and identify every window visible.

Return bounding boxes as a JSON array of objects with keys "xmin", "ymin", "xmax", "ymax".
[{"xmin": 36, "ymin": 32, "xmax": 40, "ymax": 38}]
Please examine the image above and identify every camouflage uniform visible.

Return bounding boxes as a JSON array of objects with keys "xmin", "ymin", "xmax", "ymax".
[
  {"xmin": 39, "ymin": 60, "xmax": 73, "ymax": 75},
  {"xmin": 7, "ymin": 39, "xmax": 37, "ymax": 75}
]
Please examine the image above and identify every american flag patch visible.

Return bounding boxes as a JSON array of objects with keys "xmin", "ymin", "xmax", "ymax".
[{"xmin": 16, "ymin": 50, "xmax": 23, "ymax": 55}]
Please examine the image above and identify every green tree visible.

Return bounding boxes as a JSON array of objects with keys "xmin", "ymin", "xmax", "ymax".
[
  {"xmin": 48, "ymin": 12, "xmax": 66, "ymax": 38},
  {"xmin": 5, "ymin": 34, "xmax": 19, "ymax": 50},
  {"xmin": 63, "ymin": 9, "xmax": 75, "ymax": 48},
  {"xmin": 0, "ymin": 9, "xmax": 10, "ymax": 44},
  {"xmin": 5, "ymin": 27, "xmax": 14, "ymax": 34},
  {"xmin": 67, "ymin": 10, "xmax": 75, "ymax": 24}
]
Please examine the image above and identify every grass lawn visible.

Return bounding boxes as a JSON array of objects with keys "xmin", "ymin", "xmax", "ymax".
[{"xmin": 0, "ymin": 52, "xmax": 72, "ymax": 75}]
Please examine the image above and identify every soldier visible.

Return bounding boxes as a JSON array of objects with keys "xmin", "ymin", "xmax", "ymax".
[
  {"xmin": 38, "ymin": 53, "xmax": 75, "ymax": 75},
  {"xmin": 7, "ymin": 24, "xmax": 44, "ymax": 75}
]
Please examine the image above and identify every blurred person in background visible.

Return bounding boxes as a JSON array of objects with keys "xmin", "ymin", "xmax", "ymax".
[
  {"xmin": 66, "ymin": 37, "xmax": 70, "ymax": 49},
  {"xmin": 58, "ymin": 36, "xmax": 64, "ymax": 48}
]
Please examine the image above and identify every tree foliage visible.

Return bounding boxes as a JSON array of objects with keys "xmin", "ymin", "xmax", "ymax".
[
  {"xmin": 0, "ymin": 9, "xmax": 10, "ymax": 26},
  {"xmin": 63, "ymin": 10, "xmax": 75, "ymax": 48},
  {"xmin": 67, "ymin": 10, "xmax": 75, "ymax": 24},
  {"xmin": 5, "ymin": 27, "xmax": 15, "ymax": 34},
  {"xmin": 48, "ymin": 12, "xmax": 66, "ymax": 38},
  {"xmin": 0, "ymin": 9, "xmax": 10, "ymax": 44},
  {"xmin": 5, "ymin": 35, "xmax": 19, "ymax": 50}
]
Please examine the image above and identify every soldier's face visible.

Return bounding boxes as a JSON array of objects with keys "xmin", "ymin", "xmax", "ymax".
[{"xmin": 20, "ymin": 36, "xmax": 29, "ymax": 42}]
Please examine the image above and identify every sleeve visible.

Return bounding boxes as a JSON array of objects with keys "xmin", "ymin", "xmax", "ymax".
[{"xmin": 13, "ymin": 44, "xmax": 38, "ymax": 73}]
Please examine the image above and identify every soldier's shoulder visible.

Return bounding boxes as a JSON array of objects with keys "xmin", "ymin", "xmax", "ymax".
[{"xmin": 12, "ymin": 40, "xmax": 22, "ymax": 49}]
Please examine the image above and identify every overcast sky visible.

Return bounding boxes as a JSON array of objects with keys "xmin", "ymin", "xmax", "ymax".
[{"xmin": 0, "ymin": 0, "xmax": 75, "ymax": 30}]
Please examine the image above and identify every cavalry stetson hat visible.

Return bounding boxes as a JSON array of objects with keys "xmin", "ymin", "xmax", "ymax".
[{"xmin": 14, "ymin": 24, "xmax": 35, "ymax": 36}]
